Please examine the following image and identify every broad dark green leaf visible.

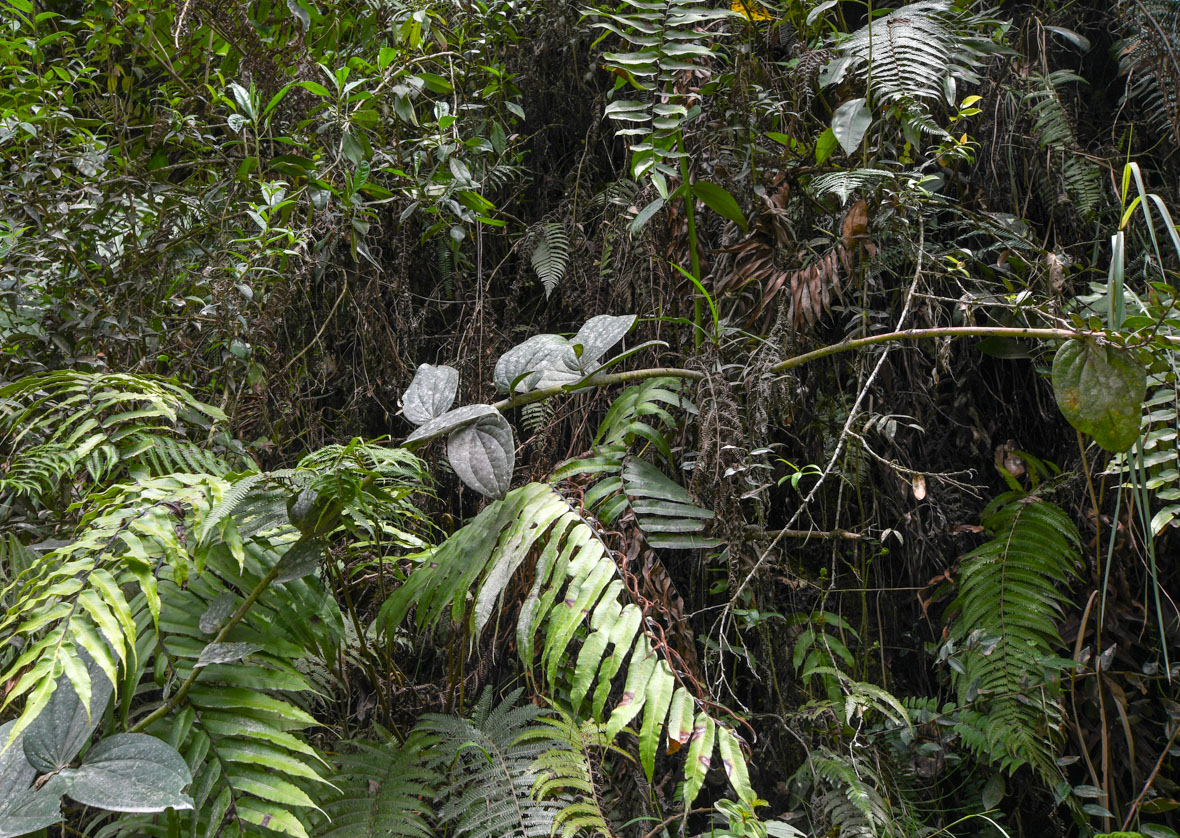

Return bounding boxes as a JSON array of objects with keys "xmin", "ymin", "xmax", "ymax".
[
  {"xmin": 1052, "ymin": 339, "xmax": 1146, "ymax": 452},
  {"xmin": 23, "ymin": 652, "xmax": 112, "ymax": 773},
  {"xmin": 832, "ymin": 97, "xmax": 871, "ymax": 155},
  {"xmin": 692, "ymin": 181, "xmax": 748, "ymax": 232}
]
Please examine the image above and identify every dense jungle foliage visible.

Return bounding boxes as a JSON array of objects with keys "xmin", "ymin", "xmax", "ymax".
[{"xmin": 2, "ymin": 0, "xmax": 1180, "ymax": 835}]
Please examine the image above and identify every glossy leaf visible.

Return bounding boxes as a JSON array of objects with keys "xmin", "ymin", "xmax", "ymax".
[
  {"xmin": 832, "ymin": 97, "xmax": 872, "ymax": 155},
  {"xmin": 693, "ymin": 182, "xmax": 748, "ymax": 231}
]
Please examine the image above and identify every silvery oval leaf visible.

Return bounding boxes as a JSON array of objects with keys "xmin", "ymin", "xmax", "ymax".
[
  {"xmin": 493, "ymin": 334, "xmax": 579, "ymax": 393},
  {"xmin": 60, "ymin": 733, "xmax": 193, "ymax": 813},
  {"xmin": 404, "ymin": 404, "xmax": 499, "ymax": 446},
  {"xmin": 447, "ymin": 413, "xmax": 515, "ymax": 498},
  {"xmin": 571, "ymin": 314, "xmax": 636, "ymax": 371},
  {"xmin": 24, "ymin": 649, "xmax": 113, "ymax": 773},
  {"xmin": 401, "ymin": 363, "xmax": 459, "ymax": 425},
  {"xmin": 195, "ymin": 642, "xmax": 264, "ymax": 668},
  {"xmin": 274, "ymin": 538, "xmax": 326, "ymax": 583},
  {"xmin": 198, "ymin": 591, "xmax": 237, "ymax": 634},
  {"xmin": 0, "ymin": 784, "xmax": 63, "ymax": 837},
  {"xmin": 0, "ymin": 721, "xmax": 35, "ymax": 797}
]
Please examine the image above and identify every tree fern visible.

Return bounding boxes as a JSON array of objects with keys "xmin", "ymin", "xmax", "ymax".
[
  {"xmin": 947, "ymin": 490, "xmax": 1081, "ymax": 782},
  {"xmin": 377, "ymin": 481, "xmax": 748, "ymax": 803}
]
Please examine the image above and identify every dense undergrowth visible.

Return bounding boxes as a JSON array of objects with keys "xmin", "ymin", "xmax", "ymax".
[{"xmin": 1, "ymin": 0, "xmax": 1179, "ymax": 836}]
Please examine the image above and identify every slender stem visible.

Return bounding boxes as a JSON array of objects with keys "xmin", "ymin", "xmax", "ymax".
[
  {"xmin": 476, "ymin": 327, "xmax": 1110, "ymax": 423},
  {"xmin": 1122, "ymin": 722, "xmax": 1180, "ymax": 831},
  {"xmin": 401, "ymin": 325, "xmax": 1173, "ymax": 448},
  {"xmin": 677, "ymin": 132, "xmax": 703, "ymax": 349},
  {"xmin": 130, "ymin": 554, "xmax": 287, "ymax": 733}
]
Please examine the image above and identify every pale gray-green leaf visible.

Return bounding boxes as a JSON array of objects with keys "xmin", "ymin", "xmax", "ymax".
[
  {"xmin": 0, "ymin": 785, "xmax": 63, "ymax": 837},
  {"xmin": 198, "ymin": 591, "xmax": 237, "ymax": 634},
  {"xmin": 0, "ymin": 721, "xmax": 35, "ymax": 798},
  {"xmin": 60, "ymin": 733, "xmax": 193, "ymax": 813},
  {"xmin": 274, "ymin": 538, "xmax": 325, "ymax": 583},
  {"xmin": 832, "ymin": 97, "xmax": 871, "ymax": 155},
  {"xmin": 401, "ymin": 363, "xmax": 459, "ymax": 425},
  {"xmin": 195, "ymin": 642, "xmax": 264, "ymax": 668},
  {"xmin": 493, "ymin": 334, "xmax": 580, "ymax": 393},
  {"xmin": 404, "ymin": 403, "xmax": 499, "ymax": 446},
  {"xmin": 447, "ymin": 413, "xmax": 515, "ymax": 498},
  {"xmin": 572, "ymin": 314, "xmax": 637, "ymax": 371},
  {"xmin": 23, "ymin": 651, "xmax": 112, "ymax": 773},
  {"xmin": 981, "ymin": 772, "xmax": 1005, "ymax": 809}
]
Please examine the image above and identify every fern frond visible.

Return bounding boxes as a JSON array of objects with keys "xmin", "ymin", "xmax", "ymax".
[
  {"xmin": 948, "ymin": 491, "xmax": 1080, "ymax": 782},
  {"xmin": 826, "ymin": 0, "xmax": 1004, "ymax": 110},
  {"xmin": 1117, "ymin": 0, "xmax": 1180, "ymax": 144},
  {"xmin": 529, "ymin": 222, "xmax": 571, "ymax": 298},
  {"xmin": 553, "ymin": 379, "xmax": 718, "ymax": 549},
  {"xmin": 591, "ymin": 0, "xmax": 736, "ymax": 183},
  {"xmin": 0, "ymin": 372, "xmax": 226, "ymax": 504},
  {"xmin": 378, "ymin": 482, "xmax": 748, "ymax": 803},
  {"xmin": 809, "ymin": 169, "xmax": 897, "ymax": 205},
  {"xmin": 523, "ymin": 710, "xmax": 624, "ymax": 838},
  {"xmin": 102, "ymin": 537, "xmax": 340, "ymax": 838},
  {"xmin": 522, "ymin": 399, "xmax": 555, "ymax": 438},
  {"xmin": 1022, "ymin": 70, "xmax": 1105, "ymax": 219},
  {"xmin": 418, "ymin": 689, "xmax": 563, "ymax": 838},
  {"xmin": 804, "ymin": 750, "xmax": 895, "ymax": 838},
  {"xmin": 313, "ymin": 734, "xmax": 439, "ymax": 838}
]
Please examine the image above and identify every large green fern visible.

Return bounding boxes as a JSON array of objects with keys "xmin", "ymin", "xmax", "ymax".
[
  {"xmin": 1021, "ymin": 70, "xmax": 1106, "ymax": 220},
  {"xmin": 552, "ymin": 377, "xmax": 719, "ymax": 549},
  {"xmin": 947, "ymin": 491, "xmax": 1081, "ymax": 782},
  {"xmin": 589, "ymin": 0, "xmax": 734, "ymax": 186},
  {"xmin": 418, "ymin": 689, "xmax": 565, "ymax": 838},
  {"xmin": 313, "ymin": 733, "xmax": 440, "ymax": 838},
  {"xmin": 2, "ymin": 424, "xmax": 432, "ymax": 836},
  {"xmin": 529, "ymin": 221, "xmax": 571, "ymax": 298},
  {"xmin": 377, "ymin": 480, "xmax": 748, "ymax": 804},
  {"xmin": 823, "ymin": 0, "xmax": 1004, "ymax": 110},
  {"xmin": 0, "ymin": 372, "xmax": 230, "ymax": 506}
]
